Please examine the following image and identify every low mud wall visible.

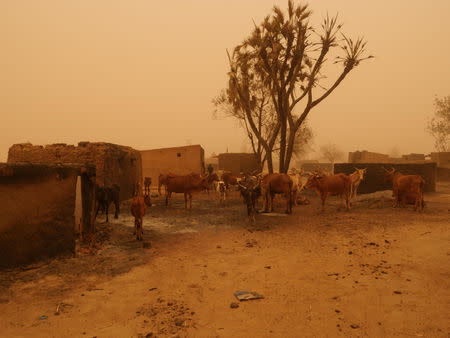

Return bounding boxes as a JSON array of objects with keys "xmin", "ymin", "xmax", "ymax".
[
  {"xmin": 8, "ymin": 142, "xmax": 142, "ymax": 201},
  {"xmin": 0, "ymin": 164, "xmax": 95, "ymax": 268},
  {"xmin": 334, "ymin": 162, "xmax": 436, "ymax": 193},
  {"xmin": 437, "ymin": 167, "xmax": 450, "ymax": 182}
]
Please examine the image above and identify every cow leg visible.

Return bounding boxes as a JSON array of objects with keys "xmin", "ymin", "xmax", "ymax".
[
  {"xmin": 114, "ymin": 200, "xmax": 119, "ymax": 219},
  {"xmin": 94, "ymin": 202, "xmax": 101, "ymax": 220},
  {"xmin": 166, "ymin": 191, "xmax": 171, "ymax": 207},
  {"xmin": 269, "ymin": 193, "xmax": 274, "ymax": 213},
  {"xmin": 105, "ymin": 203, "xmax": 109, "ymax": 223},
  {"xmin": 321, "ymin": 192, "xmax": 327, "ymax": 210}
]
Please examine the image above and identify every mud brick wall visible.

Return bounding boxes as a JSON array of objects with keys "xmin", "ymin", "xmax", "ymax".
[
  {"xmin": 0, "ymin": 163, "xmax": 95, "ymax": 268},
  {"xmin": 141, "ymin": 145, "xmax": 205, "ymax": 190},
  {"xmin": 334, "ymin": 163, "xmax": 437, "ymax": 193},
  {"xmin": 218, "ymin": 153, "xmax": 259, "ymax": 174},
  {"xmin": 300, "ymin": 162, "xmax": 334, "ymax": 174},
  {"xmin": 437, "ymin": 167, "xmax": 450, "ymax": 181},
  {"xmin": 8, "ymin": 142, "xmax": 142, "ymax": 200}
]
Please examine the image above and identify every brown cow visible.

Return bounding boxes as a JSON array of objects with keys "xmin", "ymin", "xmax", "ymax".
[
  {"xmin": 383, "ymin": 168, "xmax": 424, "ymax": 211},
  {"xmin": 221, "ymin": 172, "xmax": 244, "ymax": 189},
  {"xmin": 165, "ymin": 174, "xmax": 217, "ymax": 209},
  {"xmin": 130, "ymin": 182, "xmax": 146, "ymax": 240},
  {"xmin": 349, "ymin": 168, "xmax": 367, "ymax": 201},
  {"xmin": 144, "ymin": 177, "xmax": 152, "ymax": 196},
  {"xmin": 260, "ymin": 173, "xmax": 293, "ymax": 214},
  {"xmin": 305, "ymin": 173, "xmax": 351, "ymax": 211}
]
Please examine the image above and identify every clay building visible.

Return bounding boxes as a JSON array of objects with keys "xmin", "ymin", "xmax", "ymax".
[
  {"xmin": 348, "ymin": 150, "xmax": 390, "ymax": 163},
  {"xmin": 430, "ymin": 152, "xmax": 450, "ymax": 168},
  {"xmin": 140, "ymin": 145, "xmax": 205, "ymax": 190},
  {"xmin": 0, "ymin": 163, "xmax": 96, "ymax": 268},
  {"xmin": 8, "ymin": 142, "xmax": 142, "ymax": 200},
  {"xmin": 218, "ymin": 153, "xmax": 259, "ymax": 174}
]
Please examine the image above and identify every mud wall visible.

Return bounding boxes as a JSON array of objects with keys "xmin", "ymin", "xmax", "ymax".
[
  {"xmin": 334, "ymin": 163, "xmax": 437, "ymax": 193},
  {"xmin": 140, "ymin": 145, "xmax": 205, "ymax": 191},
  {"xmin": 300, "ymin": 162, "xmax": 334, "ymax": 174},
  {"xmin": 0, "ymin": 163, "xmax": 96, "ymax": 268},
  {"xmin": 437, "ymin": 167, "xmax": 450, "ymax": 181},
  {"xmin": 218, "ymin": 153, "xmax": 259, "ymax": 174},
  {"xmin": 8, "ymin": 142, "xmax": 141, "ymax": 200}
]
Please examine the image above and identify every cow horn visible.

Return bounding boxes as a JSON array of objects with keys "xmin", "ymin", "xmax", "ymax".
[{"xmin": 382, "ymin": 166, "xmax": 389, "ymax": 172}]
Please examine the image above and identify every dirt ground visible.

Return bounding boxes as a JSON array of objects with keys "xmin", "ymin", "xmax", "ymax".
[{"xmin": 1, "ymin": 184, "xmax": 449, "ymax": 337}]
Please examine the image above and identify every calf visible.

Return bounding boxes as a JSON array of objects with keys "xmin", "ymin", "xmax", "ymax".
[
  {"xmin": 130, "ymin": 182, "xmax": 146, "ymax": 240},
  {"xmin": 383, "ymin": 168, "xmax": 424, "ymax": 211},
  {"xmin": 214, "ymin": 180, "xmax": 227, "ymax": 205},
  {"xmin": 95, "ymin": 184, "xmax": 120, "ymax": 222},
  {"xmin": 349, "ymin": 168, "xmax": 367, "ymax": 201},
  {"xmin": 305, "ymin": 173, "xmax": 351, "ymax": 211},
  {"xmin": 238, "ymin": 176, "xmax": 261, "ymax": 223},
  {"xmin": 144, "ymin": 177, "xmax": 152, "ymax": 196}
]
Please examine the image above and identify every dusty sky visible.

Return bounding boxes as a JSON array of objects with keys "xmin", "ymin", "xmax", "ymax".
[{"xmin": 1, "ymin": 0, "xmax": 450, "ymax": 162}]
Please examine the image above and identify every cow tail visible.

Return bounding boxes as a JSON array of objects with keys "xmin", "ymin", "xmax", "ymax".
[{"xmin": 289, "ymin": 179, "xmax": 293, "ymax": 213}]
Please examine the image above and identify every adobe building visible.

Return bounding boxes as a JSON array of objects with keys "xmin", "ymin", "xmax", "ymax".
[
  {"xmin": 0, "ymin": 163, "xmax": 96, "ymax": 268},
  {"xmin": 140, "ymin": 145, "xmax": 205, "ymax": 189},
  {"xmin": 218, "ymin": 153, "xmax": 259, "ymax": 174},
  {"xmin": 430, "ymin": 152, "xmax": 450, "ymax": 168},
  {"xmin": 348, "ymin": 150, "xmax": 390, "ymax": 163},
  {"xmin": 7, "ymin": 142, "xmax": 142, "ymax": 200}
]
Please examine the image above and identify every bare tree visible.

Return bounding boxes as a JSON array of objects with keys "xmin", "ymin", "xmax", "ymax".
[
  {"xmin": 213, "ymin": 78, "xmax": 279, "ymax": 172},
  {"xmin": 320, "ymin": 143, "xmax": 344, "ymax": 171},
  {"xmin": 388, "ymin": 146, "xmax": 401, "ymax": 158},
  {"xmin": 226, "ymin": 1, "xmax": 373, "ymax": 173},
  {"xmin": 427, "ymin": 95, "xmax": 450, "ymax": 152}
]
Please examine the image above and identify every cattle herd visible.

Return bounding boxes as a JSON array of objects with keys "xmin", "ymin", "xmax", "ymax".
[{"xmin": 94, "ymin": 167, "xmax": 426, "ymax": 241}]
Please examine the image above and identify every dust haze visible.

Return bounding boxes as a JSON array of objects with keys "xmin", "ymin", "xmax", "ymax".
[{"xmin": 1, "ymin": 0, "xmax": 450, "ymax": 160}]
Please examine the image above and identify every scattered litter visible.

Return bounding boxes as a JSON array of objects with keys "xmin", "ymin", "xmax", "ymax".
[
  {"xmin": 393, "ymin": 290, "xmax": 402, "ymax": 294},
  {"xmin": 234, "ymin": 290, "xmax": 264, "ymax": 301},
  {"xmin": 149, "ymin": 287, "xmax": 157, "ymax": 291},
  {"xmin": 230, "ymin": 302, "xmax": 239, "ymax": 309},
  {"xmin": 39, "ymin": 315, "xmax": 48, "ymax": 320},
  {"xmin": 350, "ymin": 324, "xmax": 360, "ymax": 329},
  {"xmin": 175, "ymin": 319, "xmax": 184, "ymax": 327},
  {"xmin": 264, "ymin": 266, "xmax": 271, "ymax": 269},
  {"xmin": 348, "ymin": 251, "xmax": 353, "ymax": 255},
  {"xmin": 327, "ymin": 273, "xmax": 339, "ymax": 276},
  {"xmin": 87, "ymin": 288, "xmax": 104, "ymax": 292}
]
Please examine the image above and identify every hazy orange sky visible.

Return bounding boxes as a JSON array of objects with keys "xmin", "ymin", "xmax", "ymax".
[{"xmin": 2, "ymin": 1, "xmax": 450, "ymax": 162}]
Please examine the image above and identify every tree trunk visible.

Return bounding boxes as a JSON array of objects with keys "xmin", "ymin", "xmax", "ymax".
[{"xmin": 283, "ymin": 126, "xmax": 298, "ymax": 173}]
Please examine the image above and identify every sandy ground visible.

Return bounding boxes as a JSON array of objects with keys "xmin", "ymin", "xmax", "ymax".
[{"xmin": 1, "ymin": 185, "xmax": 449, "ymax": 337}]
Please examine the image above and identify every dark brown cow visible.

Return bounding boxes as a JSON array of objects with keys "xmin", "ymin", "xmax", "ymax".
[
  {"xmin": 221, "ymin": 172, "xmax": 244, "ymax": 189},
  {"xmin": 305, "ymin": 173, "xmax": 351, "ymax": 211},
  {"xmin": 165, "ymin": 174, "xmax": 217, "ymax": 209},
  {"xmin": 238, "ymin": 176, "xmax": 261, "ymax": 222},
  {"xmin": 130, "ymin": 182, "xmax": 146, "ymax": 240},
  {"xmin": 144, "ymin": 177, "xmax": 152, "ymax": 196},
  {"xmin": 260, "ymin": 173, "xmax": 293, "ymax": 214},
  {"xmin": 158, "ymin": 172, "xmax": 200, "ymax": 195},
  {"xmin": 383, "ymin": 168, "xmax": 424, "ymax": 211}
]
